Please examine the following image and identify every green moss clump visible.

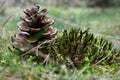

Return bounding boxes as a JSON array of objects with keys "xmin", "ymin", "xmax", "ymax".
[{"xmin": 43, "ymin": 28, "xmax": 120, "ymax": 69}]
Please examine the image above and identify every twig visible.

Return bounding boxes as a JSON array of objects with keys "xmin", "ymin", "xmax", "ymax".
[
  {"xmin": 0, "ymin": 15, "xmax": 12, "ymax": 28},
  {"xmin": 93, "ymin": 65, "xmax": 112, "ymax": 73},
  {"xmin": 20, "ymin": 42, "xmax": 53, "ymax": 63},
  {"xmin": 0, "ymin": 0, "xmax": 7, "ymax": 9},
  {"xmin": 94, "ymin": 51, "xmax": 112, "ymax": 65},
  {"xmin": 20, "ymin": 44, "xmax": 41, "ymax": 57},
  {"xmin": 41, "ymin": 73, "xmax": 66, "ymax": 80},
  {"xmin": 42, "ymin": 54, "xmax": 51, "ymax": 64}
]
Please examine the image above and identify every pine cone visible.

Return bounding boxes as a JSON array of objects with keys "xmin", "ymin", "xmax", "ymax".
[{"xmin": 9, "ymin": 5, "xmax": 57, "ymax": 54}]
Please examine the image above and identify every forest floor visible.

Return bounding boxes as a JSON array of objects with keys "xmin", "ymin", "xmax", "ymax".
[{"xmin": 0, "ymin": 6, "xmax": 120, "ymax": 80}]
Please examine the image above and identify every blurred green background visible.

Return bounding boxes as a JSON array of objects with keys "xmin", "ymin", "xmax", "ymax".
[{"xmin": 1, "ymin": 0, "xmax": 120, "ymax": 48}]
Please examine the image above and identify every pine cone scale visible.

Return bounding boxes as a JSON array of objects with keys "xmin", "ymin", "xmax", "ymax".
[
  {"xmin": 16, "ymin": 32, "xmax": 30, "ymax": 42},
  {"xmin": 18, "ymin": 22, "xmax": 30, "ymax": 31}
]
